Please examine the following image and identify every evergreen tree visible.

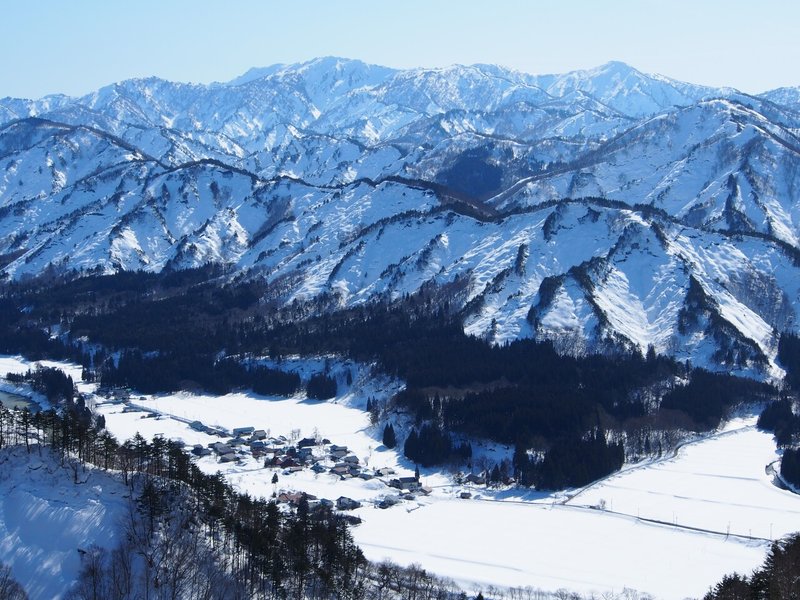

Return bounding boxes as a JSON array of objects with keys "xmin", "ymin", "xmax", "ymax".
[
  {"xmin": 382, "ymin": 423, "xmax": 396, "ymax": 449},
  {"xmin": 404, "ymin": 429, "xmax": 419, "ymax": 463}
]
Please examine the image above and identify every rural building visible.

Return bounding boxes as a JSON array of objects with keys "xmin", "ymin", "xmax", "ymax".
[{"xmin": 336, "ymin": 496, "xmax": 361, "ymax": 511}]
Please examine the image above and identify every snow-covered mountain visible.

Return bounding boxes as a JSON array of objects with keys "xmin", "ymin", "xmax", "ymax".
[{"xmin": 1, "ymin": 58, "xmax": 799, "ymax": 377}]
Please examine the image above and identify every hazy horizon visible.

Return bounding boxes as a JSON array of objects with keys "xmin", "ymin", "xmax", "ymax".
[{"xmin": 2, "ymin": 0, "xmax": 798, "ymax": 99}]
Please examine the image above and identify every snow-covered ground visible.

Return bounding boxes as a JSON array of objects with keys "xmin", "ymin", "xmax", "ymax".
[
  {"xmin": 92, "ymin": 385, "xmax": 798, "ymax": 598},
  {"xmin": 351, "ymin": 498, "xmax": 766, "ymax": 599},
  {"xmin": 569, "ymin": 415, "xmax": 798, "ymax": 540},
  {"xmin": 1, "ymin": 354, "xmax": 797, "ymax": 599},
  {"xmin": 0, "ymin": 355, "xmax": 94, "ymax": 399},
  {"xmin": 0, "ymin": 446, "xmax": 130, "ymax": 600},
  {"xmin": 349, "ymin": 416, "xmax": 796, "ymax": 599}
]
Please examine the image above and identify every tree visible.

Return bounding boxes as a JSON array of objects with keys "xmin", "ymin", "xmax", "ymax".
[
  {"xmin": 781, "ymin": 448, "xmax": 800, "ymax": 488},
  {"xmin": 307, "ymin": 373, "xmax": 337, "ymax": 400},
  {"xmin": 706, "ymin": 533, "xmax": 800, "ymax": 599},
  {"xmin": 0, "ymin": 563, "xmax": 26, "ymax": 600},
  {"xmin": 490, "ymin": 464, "xmax": 501, "ymax": 485},
  {"xmin": 703, "ymin": 573, "xmax": 750, "ymax": 600},
  {"xmin": 382, "ymin": 423, "xmax": 396, "ymax": 449},
  {"xmin": 404, "ymin": 429, "xmax": 418, "ymax": 463},
  {"xmin": 271, "ymin": 472, "xmax": 279, "ymax": 485}
]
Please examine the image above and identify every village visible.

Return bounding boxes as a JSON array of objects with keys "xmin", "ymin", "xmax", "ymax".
[
  {"xmin": 186, "ymin": 422, "xmax": 434, "ymax": 512},
  {"xmin": 98, "ymin": 383, "xmax": 497, "ymax": 508}
]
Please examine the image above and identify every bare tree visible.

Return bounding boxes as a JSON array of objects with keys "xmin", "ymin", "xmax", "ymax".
[{"xmin": 0, "ymin": 563, "xmax": 27, "ymax": 600}]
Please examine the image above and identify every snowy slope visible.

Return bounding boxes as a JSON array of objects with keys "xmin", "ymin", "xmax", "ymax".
[{"xmin": 0, "ymin": 447, "xmax": 130, "ymax": 600}]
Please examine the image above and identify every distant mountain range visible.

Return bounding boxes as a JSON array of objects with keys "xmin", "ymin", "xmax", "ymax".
[{"xmin": 2, "ymin": 58, "xmax": 799, "ymax": 377}]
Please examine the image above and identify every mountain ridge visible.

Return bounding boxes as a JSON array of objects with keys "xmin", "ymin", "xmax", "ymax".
[{"xmin": 0, "ymin": 59, "xmax": 799, "ymax": 379}]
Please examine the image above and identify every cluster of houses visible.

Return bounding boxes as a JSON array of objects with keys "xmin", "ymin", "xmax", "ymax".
[
  {"xmin": 187, "ymin": 423, "xmax": 432, "ymax": 510},
  {"xmin": 275, "ymin": 492, "xmax": 363, "ymax": 512},
  {"xmin": 189, "ymin": 425, "xmax": 269, "ymax": 462}
]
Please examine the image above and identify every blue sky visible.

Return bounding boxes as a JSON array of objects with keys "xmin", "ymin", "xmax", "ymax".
[{"xmin": 1, "ymin": 0, "xmax": 798, "ymax": 98}]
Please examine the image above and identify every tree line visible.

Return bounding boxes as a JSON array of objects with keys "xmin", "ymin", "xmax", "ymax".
[
  {"xmin": 704, "ymin": 533, "xmax": 800, "ymax": 599},
  {"xmin": 98, "ymin": 351, "xmax": 305, "ymax": 397}
]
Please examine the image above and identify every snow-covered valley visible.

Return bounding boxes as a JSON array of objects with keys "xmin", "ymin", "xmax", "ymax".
[{"xmin": 1, "ymin": 355, "xmax": 797, "ymax": 599}]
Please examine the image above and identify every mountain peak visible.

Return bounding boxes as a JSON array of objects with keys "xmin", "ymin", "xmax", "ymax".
[
  {"xmin": 224, "ymin": 64, "xmax": 286, "ymax": 87},
  {"xmin": 594, "ymin": 60, "xmax": 641, "ymax": 75}
]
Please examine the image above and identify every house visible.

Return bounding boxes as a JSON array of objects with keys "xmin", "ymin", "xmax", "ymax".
[
  {"xmin": 219, "ymin": 453, "xmax": 238, "ymax": 463},
  {"xmin": 330, "ymin": 465, "xmax": 350, "ymax": 478},
  {"xmin": 376, "ymin": 467, "xmax": 395, "ymax": 477},
  {"xmin": 311, "ymin": 463, "xmax": 327, "ymax": 474},
  {"xmin": 211, "ymin": 443, "xmax": 235, "ymax": 456},
  {"xmin": 378, "ymin": 495, "xmax": 401, "ymax": 509},
  {"xmin": 342, "ymin": 454, "xmax": 359, "ymax": 465},
  {"xmin": 336, "ymin": 496, "xmax": 361, "ymax": 511},
  {"xmin": 389, "ymin": 476, "xmax": 420, "ymax": 491},
  {"xmin": 297, "ymin": 437, "xmax": 317, "ymax": 448},
  {"xmin": 191, "ymin": 445, "xmax": 211, "ymax": 457},
  {"xmin": 278, "ymin": 492, "xmax": 317, "ymax": 506},
  {"xmin": 330, "ymin": 448, "xmax": 348, "ymax": 459},
  {"xmin": 464, "ymin": 473, "xmax": 486, "ymax": 486},
  {"xmin": 460, "ymin": 492, "xmax": 472, "ymax": 499},
  {"xmin": 251, "ymin": 429, "xmax": 267, "ymax": 440},
  {"xmin": 232, "ymin": 426, "xmax": 255, "ymax": 437},
  {"xmin": 277, "ymin": 492, "xmax": 303, "ymax": 506},
  {"xmin": 189, "ymin": 421, "xmax": 205, "ymax": 432},
  {"xmin": 250, "ymin": 440, "xmax": 266, "ymax": 457}
]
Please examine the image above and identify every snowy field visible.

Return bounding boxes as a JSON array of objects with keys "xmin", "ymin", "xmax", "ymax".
[
  {"xmin": 569, "ymin": 416, "xmax": 799, "ymax": 540},
  {"xmin": 0, "ymin": 355, "xmax": 94, "ymax": 401},
  {"xmin": 1, "ymin": 354, "xmax": 798, "ymax": 598},
  {"xmin": 351, "ymin": 498, "xmax": 766, "ymax": 599}
]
